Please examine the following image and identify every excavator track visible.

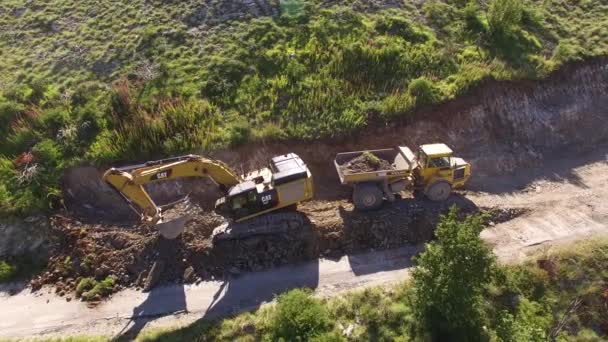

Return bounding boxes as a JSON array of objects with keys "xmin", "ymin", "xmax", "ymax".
[{"xmin": 212, "ymin": 211, "xmax": 309, "ymax": 242}]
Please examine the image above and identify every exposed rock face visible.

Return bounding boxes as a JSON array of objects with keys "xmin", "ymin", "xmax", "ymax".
[
  {"xmin": 207, "ymin": 59, "xmax": 608, "ymax": 180},
  {"xmin": 0, "ymin": 216, "xmax": 49, "ymax": 258}
]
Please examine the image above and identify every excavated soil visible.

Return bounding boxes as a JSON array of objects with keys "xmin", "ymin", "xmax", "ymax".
[
  {"xmin": 341, "ymin": 153, "xmax": 394, "ymax": 174},
  {"xmin": 30, "ymin": 193, "xmax": 524, "ymax": 298}
]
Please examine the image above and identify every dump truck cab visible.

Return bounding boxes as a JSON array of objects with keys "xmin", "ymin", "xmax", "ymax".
[{"xmin": 416, "ymin": 143, "xmax": 470, "ymax": 200}]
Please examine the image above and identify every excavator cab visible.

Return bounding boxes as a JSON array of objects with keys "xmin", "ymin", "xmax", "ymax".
[
  {"xmin": 215, "ymin": 153, "xmax": 311, "ymax": 222},
  {"xmin": 216, "ymin": 180, "xmax": 278, "ymax": 220}
]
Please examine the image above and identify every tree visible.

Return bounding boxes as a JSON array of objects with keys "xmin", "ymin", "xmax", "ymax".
[{"xmin": 411, "ymin": 207, "xmax": 496, "ymax": 340}]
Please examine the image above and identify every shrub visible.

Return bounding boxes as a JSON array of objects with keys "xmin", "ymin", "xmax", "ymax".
[
  {"xmin": 407, "ymin": 77, "xmax": 441, "ymax": 107},
  {"xmin": 252, "ymin": 122, "xmax": 288, "ymax": 141},
  {"xmin": 32, "ymin": 139, "xmax": 63, "ymax": 167},
  {"xmin": 76, "ymin": 276, "xmax": 116, "ymax": 301},
  {"xmin": 269, "ymin": 289, "xmax": 331, "ymax": 341},
  {"xmin": 463, "ymin": 2, "xmax": 487, "ymax": 36},
  {"xmin": 552, "ymin": 40, "xmax": 584, "ymax": 64},
  {"xmin": 422, "ymin": 1, "xmax": 457, "ymax": 29},
  {"xmin": 76, "ymin": 277, "xmax": 96, "ymax": 297},
  {"xmin": 380, "ymin": 92, "xmax": 415, "ymax": 118},
  {"xmin": 280, "ymin": 0, "xmax": 306, "ymax": 17},
  {"xmin": 495, "ymin": 299, "xmax": 550, "ymax": 342},
  {"xmin": 412, "ymin": 207, "xmax": 496, "ymax": 340},
  {"xmin": 28, "ymin": 79, "xmax": 49, "ymax": 105},
  {"xmin": 487, "ymin": 0, "xmax": 524, "ymax": 36},
  {"xmin": 0, "ymin": 260, "xmax": 17, "ymax": 283},
  {"xmin": 0, "ymin": 100, "xmax": 25, "ymax": 138}
]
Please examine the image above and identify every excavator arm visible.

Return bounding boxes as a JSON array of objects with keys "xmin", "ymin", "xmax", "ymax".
[{"xmin": 103, "ymin": 154, "xmax": 241, "ymax": 237}]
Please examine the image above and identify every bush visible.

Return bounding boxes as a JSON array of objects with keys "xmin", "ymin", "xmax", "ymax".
[
  {"xmin": 412, "ymin": 207, "xmax": 496, "ymax": 340},
  {"xmin": 552, "ymin": 40, "xmax": 584, "ymax": 64},
  {"xmin": 422, "ymin": 1, "xmax": 457, "ymax": 29},
  {"xmin": 76, "ymin": 277, "xmax": 96, "ymax": 297},
  {"xmin": 407, "ymin": 77, "xmax": 441, "ymax": 107},
  {"xmin": 380, "ymin": 92, "xmax": 415, "ymax": 118},
  {"xmin": 463, "ymin": 2, "xmax": 487, "ymax": 36},
  {"xmin": 0, "ymin": 100, "xmax": 25, "ymax": 140},
  {"xmin": 495, "ymin": 299, "xmax": 551, "ymax": 342},
  {"xmin": 0, "ymin": 260, "xmax": 17, "ymax": 283},
  {"xmin": 487, "ymin": 0, "xmax": 524, "ymax": 36},
  {"xmin": 269, "ymin": 289, "xmax": 331, "ymax": 341}
]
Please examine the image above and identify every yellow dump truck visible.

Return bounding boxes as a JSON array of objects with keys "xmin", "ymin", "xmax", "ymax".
[{"xmin": 334, "ymin": 143, "xmax": 471, "ymax": 210}]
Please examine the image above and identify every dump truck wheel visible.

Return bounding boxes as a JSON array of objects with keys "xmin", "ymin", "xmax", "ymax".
[
  {"xmin": 353, "ymin": 183, "xmax": 384, "ymax": 211},
  {"xmin": 425, "ymin": 181, "xmax": 451, "ymax": 201}
]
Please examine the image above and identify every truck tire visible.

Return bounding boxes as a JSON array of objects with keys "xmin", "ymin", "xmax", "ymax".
[
  {"xmin": 353, "ymin": 183, "xmax": 384, "ymax": 211},
  {"xmin": 425, "ymin": 181, "xmax": 451, "ymax": 201}
]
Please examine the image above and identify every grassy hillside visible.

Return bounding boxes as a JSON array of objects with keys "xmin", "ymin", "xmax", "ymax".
[{"xmin": 0, "ymin": 0, "xmax": 606, "ymax": 215}]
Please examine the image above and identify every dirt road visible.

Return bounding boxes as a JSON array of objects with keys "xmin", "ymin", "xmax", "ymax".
[{"xmin": 1, "ymin": 146, "xmax": 608, "ymax": 339}]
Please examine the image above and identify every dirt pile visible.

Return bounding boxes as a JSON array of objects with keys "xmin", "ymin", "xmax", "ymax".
[
  {"xmin": 31, "ymin": 194, "xmax": 519, "ymax": 299},
  {"xmin": 341, "ymin": 152, "xmax": 394, "ymax": 174}
]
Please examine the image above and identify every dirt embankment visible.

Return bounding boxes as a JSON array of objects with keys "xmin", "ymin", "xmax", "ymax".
[
  {"xmin": 34, "ymin": 59, "xmax": 607, "ymax": 298},
  {"xmin": 33, "ymin": 194, "xmax": 524, "ymax": 297}
]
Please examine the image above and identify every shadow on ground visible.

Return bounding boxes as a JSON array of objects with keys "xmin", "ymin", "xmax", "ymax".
[
  {"xmin": 114, "ymin": 284, "xmax": 188, "ymax": 341},
  {"xmin": 341, "ymin": 193, "xmax": 477, "ymax": 276},
  {"xmin": 0, "ymin": 254, "xmax": 47, "ymax": 296},
  {"xmin": 114, "ymin": 257, "xmax": 321, "ymax": 341},
  {"xmin": 110, "ymin": 237, "xmax": 430, "ymax": 341}
]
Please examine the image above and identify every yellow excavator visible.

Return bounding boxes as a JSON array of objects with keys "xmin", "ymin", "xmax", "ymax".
[{"xmin": 103, "ymin": 153, "xmax": 314, "ymax": 240}]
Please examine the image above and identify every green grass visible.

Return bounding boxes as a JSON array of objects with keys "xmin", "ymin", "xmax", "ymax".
[
  {"xmin": 8, "ymin": 337, "xmax": 108, "ymax": 342},
  {"xmin": 0, "ymin": 0, "xmax": 606, "ymax": 215}
]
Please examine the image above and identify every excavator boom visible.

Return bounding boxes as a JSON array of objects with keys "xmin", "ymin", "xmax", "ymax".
[{"xmin": 103, "ymin": 154, "xmax": 241, "ymax": 238}]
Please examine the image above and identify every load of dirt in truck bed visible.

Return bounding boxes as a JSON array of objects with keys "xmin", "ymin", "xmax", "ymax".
[
  {"xmin": 28, "ymin": 196, "xmax": 524, "ymax": 300},
  {"xmin": 341, "ymin": 152, "xmax": 394, "ymax": 174}
]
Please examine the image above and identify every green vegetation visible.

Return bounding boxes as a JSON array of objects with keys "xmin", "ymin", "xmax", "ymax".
[
  {"xmin": 34, "ymin": 338, "xmax": 107, "ymax": 342},
  {"xmin": 0, "ymin": 260, "xmax": 17, "ymax": 283},
  {"xmin": 0, "ymin": 256, "xmax": 46, "ymax": 283},
  {"xmin": 412, "ymin": 208, "xmax": 495, "ymax": 340},
  {"xmin": 75, "ymin": 276, "xmax": 116, "ymax": 301},
  {"xmin": 269, "ymin": 289, "xmax": 332, "ymax": 340},
  {"xmin": 133, "ymin": 213, "xmax": 608, "ymax": 342},
  {"xmin": 362, "ymin": 151, "xmax": 381, "ymax": 168},
  {"xmin": 0, "ymin": 0, "xmax": 606, "ymax": 215}
]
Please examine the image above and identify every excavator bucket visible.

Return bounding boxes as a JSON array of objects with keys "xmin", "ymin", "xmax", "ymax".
[{"xmin": 156, "ymin": 214, "xmax": 191, "ymax": 239}]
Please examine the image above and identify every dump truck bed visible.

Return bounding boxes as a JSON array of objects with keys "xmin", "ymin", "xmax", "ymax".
[{"xmin": 334, "ymin": 147, "xmax": 415, "ymax": 185}]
